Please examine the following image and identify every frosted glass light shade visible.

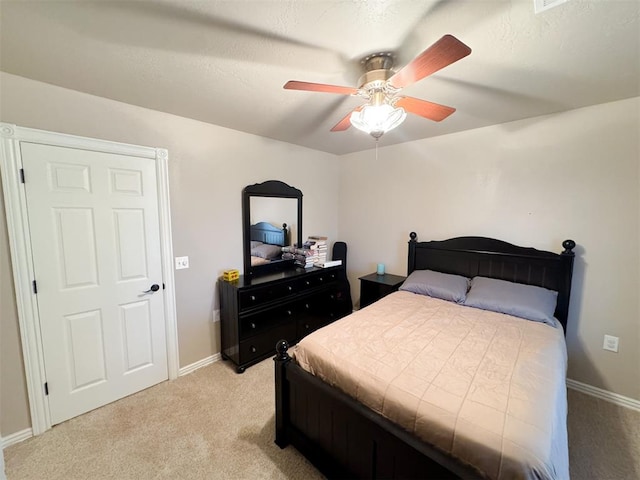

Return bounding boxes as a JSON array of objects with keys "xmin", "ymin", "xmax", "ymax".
[{"xmin": 350, "ymin": 104, "xmax": 407, "ymax": 138}]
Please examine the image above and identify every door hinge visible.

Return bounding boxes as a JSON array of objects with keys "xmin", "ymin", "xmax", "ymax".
[
  {"xmin": 33, "ymin": 280, "xmax": 38, "ymax": 294},
  {"xmin": 20, "ymin": 168, "xmax": 25, "ymax": 183},
  {"xmin": 44, "ymin": 382, "xmax": 49, "ymax": 395}
]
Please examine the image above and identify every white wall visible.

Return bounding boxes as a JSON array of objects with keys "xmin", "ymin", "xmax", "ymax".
[
  {"xmin": 0, "ymin": 72, "xmax": 341, "ymax": 436},
  {"xmin": 338, "ymin": 97, "xmax": 640, "ymax": 401}
]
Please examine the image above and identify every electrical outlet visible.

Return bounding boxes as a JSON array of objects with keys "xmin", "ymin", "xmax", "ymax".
[
  {"xmin": 175, "ymin": 256, "xmax": 189, "ymax": 270},
  {"xmin": 603, "ymin": 334, "xmax": 619, "ymax": 353}
]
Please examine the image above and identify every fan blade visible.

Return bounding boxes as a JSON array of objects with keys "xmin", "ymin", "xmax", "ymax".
[
  {"xmin": 395, "ymin": 96, "xmax": 456, "ymax": 122},
  {"xmin": 389, "ymin": 35, "xmax": 471, "ymax": 89},
  {"xmin": 330, "ymin": 106, "xmax": 362, "ymax": 132},
  {"xmin": 284, "ymin": 81, "xmax": 358, "ymax": 96}
]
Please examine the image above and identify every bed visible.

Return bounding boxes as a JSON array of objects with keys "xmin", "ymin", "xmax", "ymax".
[
  {"xmin": 274, "ymin": 233, "xmax": 576, "ymax": 479},
  {"xmin": 249, "ymin": 221, "xmax": 288, "ymax": 266}
]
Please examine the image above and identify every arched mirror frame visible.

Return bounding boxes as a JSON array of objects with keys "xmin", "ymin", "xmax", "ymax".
[{"xmin": 242, "ymin": 180, "xmax": 303, "ymax": 278}]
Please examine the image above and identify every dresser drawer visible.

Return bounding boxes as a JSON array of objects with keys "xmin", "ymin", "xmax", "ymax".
[
  {"xmin": 239, "ymin": 321, "xmax": 297, "ymax": 364},
  {"xmin": 296, "ymin": 291, "xmax": 339, "ymax": 338},
  {"xmin": 239, "ymin": 281, "xmax": 297, "ymax": 309},
  {"xmin": 297, "ymin": 313, "xmax": 332, "ymax": 339},
  {"xmin": 240, "ymin": 304, "xmax": 297, "ymax": 340},
  {"xmin": 298, "ymin": 269, "xmax": 339, "ymax": 292}
]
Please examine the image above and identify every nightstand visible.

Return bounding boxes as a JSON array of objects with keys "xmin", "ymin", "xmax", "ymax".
[{"xmin": 359, "ymin": 272, "xmax": 407, "ymax": 308}]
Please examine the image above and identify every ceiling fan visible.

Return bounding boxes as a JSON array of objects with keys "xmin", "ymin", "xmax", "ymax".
[{"xmin": 283, "ymin": 35, "xmax": 471, "ymax": 138}]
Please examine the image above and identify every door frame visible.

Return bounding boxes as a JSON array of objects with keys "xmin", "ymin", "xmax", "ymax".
[{"xmin": 0, "ymin": 123, "xmax": 180, "ymax": 435}]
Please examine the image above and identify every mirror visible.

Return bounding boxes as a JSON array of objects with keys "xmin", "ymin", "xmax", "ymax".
[{"xmin": 242, "ymin": 180, "xmax": 303, "ymax": 278}]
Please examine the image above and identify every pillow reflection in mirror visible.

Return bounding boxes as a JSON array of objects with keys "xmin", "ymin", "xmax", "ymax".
[{"xmin": 251, "ymin": 243, "xmax": 283, "ymax": 260}]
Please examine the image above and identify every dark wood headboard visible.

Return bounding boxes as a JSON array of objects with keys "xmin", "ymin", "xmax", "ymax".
[{"xmin": 407, "ymin": 233, "xmax": 576, "ymax": 332}]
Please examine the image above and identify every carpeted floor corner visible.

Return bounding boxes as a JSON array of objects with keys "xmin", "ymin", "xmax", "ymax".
[{"xmin": 566, "ymin": 388, "xmax": 640, "ymax": 480}]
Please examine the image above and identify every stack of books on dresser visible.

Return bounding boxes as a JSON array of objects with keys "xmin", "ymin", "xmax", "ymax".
[
  {"xmin": 281, "ymin": 246, "xmax": 315, "ymax": 268},
  {"xmin": 304, "ymin": 235, "xmax": 328, "ymax": 267},
  {"xmin": 283, "ymin": 235, "xmax": 329, "ymax": 268}
]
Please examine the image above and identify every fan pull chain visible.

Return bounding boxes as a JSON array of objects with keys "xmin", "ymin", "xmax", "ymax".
[{"xmin": 375, "ymin": 138, "xmax": 379, "ymax": 161}]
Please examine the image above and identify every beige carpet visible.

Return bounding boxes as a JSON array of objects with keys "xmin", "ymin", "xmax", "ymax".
[
  {"xmin": 567, "ymin": 388, "xmax": 640, "ymax": 480},
  {"xmin": 4, "ymin": 358, "xmax": 640, "ymax": 479},
  {"xmin": 4, "ymin": 358, "xmax": 323, "ymax": 480}
]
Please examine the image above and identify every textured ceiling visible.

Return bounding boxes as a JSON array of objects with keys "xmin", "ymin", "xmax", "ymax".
[{"xmin": 1, "ymin": 0, "xmax": 639, "ymax": 155}]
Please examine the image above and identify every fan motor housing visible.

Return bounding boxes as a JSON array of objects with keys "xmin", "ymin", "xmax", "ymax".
[{"xmin": 358, "ymin": 53, "xmax": 395, "ymax": 89}]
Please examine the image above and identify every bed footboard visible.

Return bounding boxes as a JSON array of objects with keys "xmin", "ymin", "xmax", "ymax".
[{"xmin": 274, "ymin": 340, "xmax": 483, "ymax": 480}]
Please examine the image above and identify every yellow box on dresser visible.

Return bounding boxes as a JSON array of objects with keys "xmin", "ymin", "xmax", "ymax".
[{"xmin": 223, "ymin": 269, "xmax": 240, "ymax": 282}]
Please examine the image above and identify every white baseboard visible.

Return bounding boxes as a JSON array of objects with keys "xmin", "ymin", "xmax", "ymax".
[
  {"xmin": 567, "ymin": 378, "xmax": 640, "ymax": 412},
  {"xmin": 178, "ymin": 353, "xmax": 221, "ymax": 376},
  {"xmin": 1, "ymin": 428, "xmax": 33, "ymax": 449}
]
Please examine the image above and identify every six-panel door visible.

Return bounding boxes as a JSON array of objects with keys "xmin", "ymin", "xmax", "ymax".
[{"xmin": 22, "ymin": 142, "xmax": 168, "ymax": 425}]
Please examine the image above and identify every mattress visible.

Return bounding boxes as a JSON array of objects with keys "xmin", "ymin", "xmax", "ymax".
[{"xmin": 292, "ymin": 291, "xmax": 569, "ymax": 480}]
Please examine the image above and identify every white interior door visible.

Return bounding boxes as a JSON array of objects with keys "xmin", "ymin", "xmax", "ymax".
[{"xmin": 21, "ymin": 142, "xmax": 168, "ymax": 425}]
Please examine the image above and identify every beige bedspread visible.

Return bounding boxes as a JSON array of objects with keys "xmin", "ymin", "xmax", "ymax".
[
  {"xmin": 250, "ymin": 255, "xmax": 270, "ymax": 266},
  {"xmin": 292, "ymin": 291, "xmax": 569, "ymax": 480}
]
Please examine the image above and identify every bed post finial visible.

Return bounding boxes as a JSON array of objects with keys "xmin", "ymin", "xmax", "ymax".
[
  {"xmin": 561, "ymin": 239, "xmax": 576, "ymax": 255},
  {"xmin": 275, "ymin": 339, "xmax": 290, "ymax": 361},
  {"xmin": 409, "ymin": 232, "xmax": 417, "ymax": 242}
]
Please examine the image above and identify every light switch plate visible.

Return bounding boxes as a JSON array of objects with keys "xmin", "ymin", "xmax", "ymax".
[
  {"xmin": 603, "ymin": 334, "xmax": 619, "ymax": 353},
  {"xmin": 175, "ymin": 256, "xmax": 189, "ymax": 270}
]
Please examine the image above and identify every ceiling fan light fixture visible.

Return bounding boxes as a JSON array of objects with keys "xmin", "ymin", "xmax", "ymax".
[
  {"xmin": 284, "ymin": 35, "xmax": 471, "ymax": 137},
  {"xmin": 349, "ymin": 103, "xmax": 407, "ymax": 139}
]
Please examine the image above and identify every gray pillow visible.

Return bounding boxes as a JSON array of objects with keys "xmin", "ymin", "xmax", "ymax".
[
  {"xmin": 251, "ymin": 243, "xmax": 283, "ymax": 260},
  {"xmin": 464, "ymin": 276, "xmax": 558, "ymax": 326},
  {"xmin": 399, "ymin": 270, "xmax": 469, "ymax": 303}
]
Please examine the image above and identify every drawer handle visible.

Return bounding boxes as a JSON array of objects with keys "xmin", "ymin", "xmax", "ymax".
[
  {"xmin": 288, "ymin": 286, "xmax": 293, "ymax": 292},
  {"xmin": 305, "ymin": 281, "xmax": 310, "ymax": 286},
  {"xmin": 319, "ymin": 277, "xmax": 324, "ymax": 282},
  {"xmin": 305, "ymin": 303, "xmax": 310, "ymax": 309},
  {"xmin": 286, "ymin": 310, "xmax": 292, "ymax": 316},
  {"xmin": 250, "ymin": 295, "xmax": 256, "ymax": 301},
  {"xmin": 305, "ymin": 324, "xmax": 310, "ymax": 330},
  {"xmin": 250, "ymin": 346, "xmax": 257, "ymax": 353},
  {"xmin": 330, "ymin": 294, "xmax": 335, "ymax": 300},
  {"xmin": 250, "ymin": 322, "xmax": 256, "ymax": 329}
]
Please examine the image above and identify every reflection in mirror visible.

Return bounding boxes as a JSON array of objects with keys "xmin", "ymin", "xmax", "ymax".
[
  {"xmin": 250, "ymin": 197, "xmax": 298, "ymax": 245},
  {"xmin": 242, "ymin": 180, "xmax": 303, "ymax": 278}
]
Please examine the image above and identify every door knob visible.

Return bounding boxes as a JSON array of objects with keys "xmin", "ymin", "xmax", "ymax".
[{"xmin": 143, "ymin": 284, "xmax": 160, "ymax": 293}]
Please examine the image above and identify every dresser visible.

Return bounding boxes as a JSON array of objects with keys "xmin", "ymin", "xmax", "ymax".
[{"xmin": 219, "ymin": 266, "xmax": 351, "ymax": 373}]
